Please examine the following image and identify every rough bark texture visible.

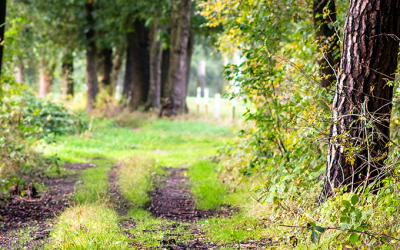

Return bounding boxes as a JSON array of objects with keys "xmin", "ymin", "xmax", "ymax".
[
  {"xmin": 85, "ymin": 2, "xmax": 99, "ymax": 112},
  {"xmin": 123, "ymin": 19, "xmax": 150, "ymax": 110},
  {"xmin": 61, "ymin": 52, "xmax": 74, "ymax": 97},
  {"xmin": 0, "ymin": 0, "xmax": 6, "ymax": 79},
  {"xmin": 100, "ymin": 47, "xmax": 113, "ymax": 88},
  {"xmin": 313, "ymin": 0, "xmax": 339, "ymax": 88},
  {"xmin": 161, "ymin": 47, "xmax": 170, "ymax": 99},
  {"xmin": 161, "ymin": 0, "xmax": 192, "ymax": 117},
  {"xmin": 145, "ymin": 19, "xmax": 163, "ymax": 110},
  {"xmin": 323, "ymin": 0, "xmax": 400, "ymax": 198},
  {"xmin": 39, "ymin": 59, "xmax": 55, "ymax": 98}
]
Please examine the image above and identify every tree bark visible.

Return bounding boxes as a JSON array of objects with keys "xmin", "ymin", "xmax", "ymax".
[
  {"xmin": 145, "ymin": 18, "xmax": 163, "ymax": 110},
  {"xmin": 161, "ymin": 0, "xmax": 192, "ymax": 117},
  {"xmin": 123, "ymin": 19, "xmax": 150, "ymax": 110},
  {"xmin": 39, "ymin": 59, "xmax": 55, "ymax": 97},
  {"xmin": 323, "ymin": 0, "xmax": 400, "ymax": 198},
  {"xmin": 161, "ymin": 47, "xmax": 170, "ymax": 99},
  {"xmin": 61, "ymin": 52, "xmax": 74, "ymax": 97},
  {"xmin": 313, "ymin": 0, "xmax": 339, "ymax": 88},
  {"xmin": 100, "ymin": 47, "xmax": 113, "ymax": 89},
  {"xmin": 183, "ymin": 30, "xmax": 194, "ymax": 113},
  {"xmin": 85, "ymin": 2, "xmax": 99, "ymax": 112},
  {"xmin": 0, "ymin": 0, "xmax": 6, "ymax": 80}
]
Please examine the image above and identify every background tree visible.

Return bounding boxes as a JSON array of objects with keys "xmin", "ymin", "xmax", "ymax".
[
  {"xmin": 161, "ymin": 0, "xmax": 192, "ymax": 116},
  {"xmin": 313, "ymin": 0, "xmax": 339, "ymax": 88},
  {"xmin": 85, "ymin": 1, "xmax": 99, "ymax": 112}
]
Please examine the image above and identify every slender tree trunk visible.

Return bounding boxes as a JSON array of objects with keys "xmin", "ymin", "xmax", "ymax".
[
  {"xmin": 313, "ymin": 0, "xmax": 339, "ymax": 88},
  {"xmin": 323, "ymin": 0, "xmax": 400, "ymax": 198},
  {"xmin": 85, "ymin": 2, "xmax": 99, "ymax": 112},
  {"xmin": 123, "ymin": 19, "xmax": 150, "ymax": 110},
  {"xmin": 0, "ymin": 0, "xmax": 6, "ymax": 80},
  {"xmin": 145, "ymin": 18, "xmax": 162, "ymax": 110},
  {"xmin": 100, "ymin": 47, "xmax": 112, "ymax": 90},
  {"xmin": 61, "ymin": 52, "xmax": 74, "ymax": 97},
  {"xmin": 161, "ymin": 0, "xmax": 192, "ymax": 117},
  {"xmin": 183, "ymin": 30, "xmax": 194, "ymax": 113},
  {"xmin": 161, "ymin": 47, "xmax": 170, "ymax": 99},
  {"xmin": 111, "ymin": 46, "xmax": 124, "ymax": 93},
  {"xmin": 39, "ymin": 59, "xmax": 55, "ymax": 97},
  {"xmin": 14, "ymin": 58, "xmax": 24, "ymax": 84}
]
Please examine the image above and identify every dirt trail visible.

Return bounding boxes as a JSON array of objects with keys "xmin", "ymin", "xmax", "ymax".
[
  {"xmin": 135, "ymin": 167, "xmax": 235, "ymax": 249},
  {"xmin": 148, "ymin": 167, "xmax": 229, "ymax": 222},
  {"xmin": 0, "ymin": 163, "xmax": 94, "ymax": 249}
]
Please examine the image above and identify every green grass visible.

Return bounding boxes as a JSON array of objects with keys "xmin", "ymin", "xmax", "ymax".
[
  {"xmin": 36, "ymin": 113, "xmax": 278, "ymax": 249},
  {"xmin": 189, "ymin": 161, "xmax": 227, "ymax": 209}
]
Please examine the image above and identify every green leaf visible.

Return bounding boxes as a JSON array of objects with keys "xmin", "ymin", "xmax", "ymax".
[
  {"xmin": 311, "ymin": 231, "xmax": 319, "ymax": 244},
  {"xmin": 351, "ymin": 195, "xmax": 359, "ymax": 205},
  {"xmin": 314, "ymin": 226, "xmax": 325, "ymax": 233},
  {"xmin": 10, "ymin": 151, "xmax": 16, "ymax": 158},
  {"xmin": 349, "ymin": 233, "xmax": 359, "ymax": 244},
  {"xmin": 342, "ymin": 200, "xmax": 351, "ymax": 208},
  {"xmin": 340, "ymin": 217, "xmax": 350, "ymax": 223}
]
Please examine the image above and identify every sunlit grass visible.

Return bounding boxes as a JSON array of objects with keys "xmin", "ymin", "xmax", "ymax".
[{"xmin": 49, "ymin": 202, "xmax": 130, "ymax": 249}]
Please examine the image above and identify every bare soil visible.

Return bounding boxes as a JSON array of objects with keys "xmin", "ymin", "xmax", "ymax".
[
  {"xmin": 0, "ymin": 162, "xmax": 94, "ymax": 249},
  {"xmin": 147, "ymin": 167, "xmax": 234, "ymax": 222}
]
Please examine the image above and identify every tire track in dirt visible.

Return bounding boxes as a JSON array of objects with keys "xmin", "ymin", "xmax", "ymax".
[
  {"xmin": 0, "ymin": 162, "xmax": 94, "ymax": 249},
  {"xmin": 147, "ymin": 167, "xmax": 233, "ymax": 222}
]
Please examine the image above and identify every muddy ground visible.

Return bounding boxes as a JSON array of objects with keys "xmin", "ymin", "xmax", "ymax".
[{"xmin": 0, "ymin": 163, "xmax": 94, "ymax": 249}]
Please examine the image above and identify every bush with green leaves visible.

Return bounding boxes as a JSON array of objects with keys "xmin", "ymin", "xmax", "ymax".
[{"xmin": 0, "ymin": 83, "xmax": 87, "ymax": 188}]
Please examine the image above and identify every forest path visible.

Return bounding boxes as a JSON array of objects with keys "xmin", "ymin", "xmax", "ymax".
[
  {"xmin": 11, "ymin": 118, "xmax": 277, "ymax": 249},
  {"xmin": 148, "ymin": 167, "xmax": 222, "ymax": 222}
]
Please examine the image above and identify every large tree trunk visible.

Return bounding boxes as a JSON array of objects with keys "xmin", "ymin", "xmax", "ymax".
[
  {"xmin": 161, "ymin": 0, "xmax": 192, "ymax": 117},
  {"xmin": 100, "ymin": 47, "xmax": 113, "ymax": 90},
  {"xmin": 61, "ymin": 52, "xmax": 74, "ymax": 97},
  {"xmin": 313, "ymin": 0, "xmax": 339, "ymax": 88},
  {"xmin": 145, "ymin": 18, "xmax": 163, "ymax": 110},
  {"xmin": 183, "ymin": 30, "xmax": 194, "ymax": 113},
  {"xmin": 85, "ymin": 2, "xmax": 99, "ymax": 112},
  {"xmin": 39, "ymin": 59, "xmax": 55, "ymax": 97},
  {"xmin": 0, "ymin": 0, "xmax": 6, "ymax": 80},
  {"xmin": 161, "ymin": 47, "xmax": 170, "ymax": 99},
  {"xmin": 123, "ymin": 19, "xmax": 150, "ymax": 110},
  {"xmin": 323, "ymin": 0, "xmax": 400, "ymax": 198}
]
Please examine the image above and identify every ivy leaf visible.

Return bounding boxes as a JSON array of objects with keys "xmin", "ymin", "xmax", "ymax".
[
  {"xmin": 311, "ymin": 231, "xmax": 319, "ymax": 244},
  {"xmin": 351, "ymin": 194, "xmax": 359, "ymax": 205},
  {"xmin": 349, "ymin": 233, "xmax": 359, "ymax": 244}
]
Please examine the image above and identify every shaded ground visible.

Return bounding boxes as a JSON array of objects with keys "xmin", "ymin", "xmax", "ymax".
[{"xmin": 0, "ymin": 163, "xmax": 94, "ymax": 249}]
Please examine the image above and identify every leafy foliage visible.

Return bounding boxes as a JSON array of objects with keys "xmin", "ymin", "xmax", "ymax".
[{"xmin": 200, "ymin": 0, "xmax": 400, "ymax": 248}]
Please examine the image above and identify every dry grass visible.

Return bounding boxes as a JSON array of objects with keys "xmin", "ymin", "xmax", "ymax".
[{"xmin": 118, "ymin": 156, "xmax": 156, "ymax": 207}]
